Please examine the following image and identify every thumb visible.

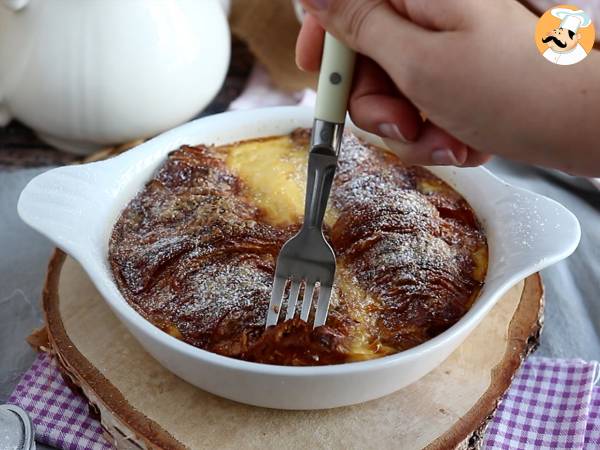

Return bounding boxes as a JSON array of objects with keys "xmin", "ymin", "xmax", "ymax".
[{"xmin": 300, "ymin": 0, "xmax": 429, "ymax": 73}]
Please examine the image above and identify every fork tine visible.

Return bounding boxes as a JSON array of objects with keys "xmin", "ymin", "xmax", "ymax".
[
  {"xmin": 313, "ymin": 284, "xmax": 332, "ymax": 328},
  {"xmin": 285, "ymin": 280, "xmax": 301, "ymax": 320},
  {"xmin": 300, "ymin": 281, "xmax": 315, "ymax": 321},
  {"xmin": 266, "ymin": 276, "xmax": 286, "ymax": 327}
]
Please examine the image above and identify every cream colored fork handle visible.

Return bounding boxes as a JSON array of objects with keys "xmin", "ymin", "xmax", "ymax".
[{"xmin": 314, "ymin": 33, "xmax": 356, "ymax": 124}]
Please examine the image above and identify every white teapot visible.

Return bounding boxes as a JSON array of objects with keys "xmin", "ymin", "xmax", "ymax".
[{"xmin": 0, "ymin": 0, "xmax": 230, "ymax": 154}]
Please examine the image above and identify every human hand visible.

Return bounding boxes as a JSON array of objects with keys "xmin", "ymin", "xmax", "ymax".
[{"xmin": 297, "ymin": 0, "xmax": 600, "ymax": 175}]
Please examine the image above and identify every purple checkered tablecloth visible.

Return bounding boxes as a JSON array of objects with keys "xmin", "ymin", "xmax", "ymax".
[
  {"xmin": 484, "ymin": 358, "xmax": 599, "ymax": 449},
  {"xmin": 7, "ymin": 353, "xmax": 110, "ymax": 450},
  {"xmin": 585, "ymin": 388, "xmax": 600, "ymax": 448},
  {"xmin": 4, "ymin": 353, "xmax": 599, "ymax": 450}
]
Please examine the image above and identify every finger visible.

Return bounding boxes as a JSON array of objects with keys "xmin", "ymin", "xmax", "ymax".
[
  {"xmin": 389, "ymin": 0, "xmax": 476, "ymax": 31},
  {"xmin": 384, "ymin": 121, "xmax": 469, "ymax": 166},
  {"xmin": 349, "ymin": 57, "xmax": 422, "ymax": 142},
  {"xmin": 351, "ymin": 94, "xmax": 422, "ymax": 143},
  {"xmin": 296, "ymin": 14, "xmax": 325, "ymax": 72},
  {"xmin": 300, "ymin": 0, "xmax": 429, "ymax": 70},
  {"xmin": 350, "ymin": 55, "xmax": 403, "ymax": 99},
  {"xmin": 353, "ymin": 120, "xmax": 473, "ymax": 166},
  {"xmin": 461, "ymin": 147, "xmax": 492, "ymax": 167}
]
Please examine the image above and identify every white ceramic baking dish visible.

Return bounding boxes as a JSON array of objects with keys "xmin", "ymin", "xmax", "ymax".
[{"xmin": 18, "ymin": 107, "xmax": 580, "ymax": 410}]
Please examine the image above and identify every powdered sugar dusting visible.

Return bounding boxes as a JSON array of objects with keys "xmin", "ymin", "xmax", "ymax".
[{"xmin": 108, "ymin": 131, "xmax": 487, "ymax": 364}]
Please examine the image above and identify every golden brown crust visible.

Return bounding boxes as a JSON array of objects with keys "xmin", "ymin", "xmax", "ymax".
[{"xmin": 108, "ymin": 130, "xmax": 487, "ymax": 365}]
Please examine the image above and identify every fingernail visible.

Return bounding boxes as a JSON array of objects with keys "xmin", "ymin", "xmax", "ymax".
[
  {"xmin": 302, "ymin": 0, "xmax": 329, "ymax": 10},
  {"xmin": 431, "ymin": 149, "xmax": 462, "ymax": 166},
  {"xmin": 378, "ymin": 123, "xmax": 409, "ymax": 143}
]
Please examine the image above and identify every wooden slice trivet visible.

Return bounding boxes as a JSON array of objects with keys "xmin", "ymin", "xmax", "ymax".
[{"xmin": 37, "ymin": 250, "xmax": 544, "ymax": 450}]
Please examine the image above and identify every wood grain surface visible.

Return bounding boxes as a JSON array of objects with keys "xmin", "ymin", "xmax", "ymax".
[{"xmin": 38, "ymin": 251, "xmax": 543, "ymax": 450}]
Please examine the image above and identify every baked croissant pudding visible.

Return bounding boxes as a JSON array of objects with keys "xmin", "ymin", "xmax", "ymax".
[{"xmin": 109, "ymin": 129, "xmax": 487, "ymax": 366}]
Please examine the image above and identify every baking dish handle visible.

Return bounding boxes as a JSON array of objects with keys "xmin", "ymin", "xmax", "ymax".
[
  {"xmin": 483, "ymin": 183, "xmax": 581, "ymax": 290},
  {"xmin": 17, "ymin": 163, "xmax": 111, "ymax": 262}
]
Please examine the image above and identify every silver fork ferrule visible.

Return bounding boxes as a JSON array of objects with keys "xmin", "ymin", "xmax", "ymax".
[
  {"xmin": 310, "ymin": 119, "xmax": 344, "ymax": 156},
  {"xmin": 303, "ymin": 119, "xmax": 344, "ymax": 229}
]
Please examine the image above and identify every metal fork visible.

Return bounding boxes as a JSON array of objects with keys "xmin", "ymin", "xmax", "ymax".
[{"xmin": 266, "ymin": 33, "xmax": 356, "ymax": 329}]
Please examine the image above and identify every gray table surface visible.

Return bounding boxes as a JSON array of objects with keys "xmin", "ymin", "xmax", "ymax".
[{"xmin": 1, "ymin": 159, "xmax": 599, "ymax": 450}]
